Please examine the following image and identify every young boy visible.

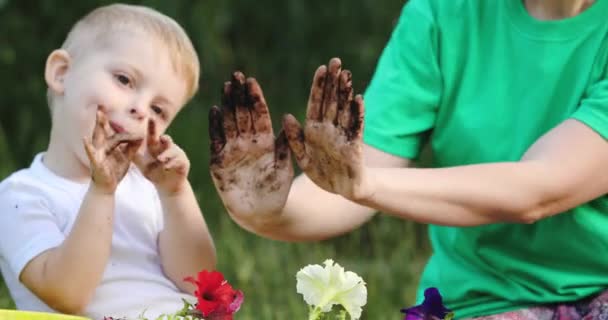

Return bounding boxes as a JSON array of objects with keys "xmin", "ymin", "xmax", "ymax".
[{"xmin": 0, "ymin": 4, "xmax": 215, "ymax": 319}]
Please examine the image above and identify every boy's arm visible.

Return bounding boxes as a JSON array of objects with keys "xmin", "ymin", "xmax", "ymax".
[
  {"xmin": 157, "ymin": 183, "xmax": 216, "ymax": 294},
  {"xmin": 134, "ymin": 121, "xmax": 216, "ymax": 294},
  {"xmin": 20, "ymin": 186, "xmax": 116, "ymax": 314},
  {"xmin": 20, "ymin": 110, "xmax": 142, "ymax": 314}
]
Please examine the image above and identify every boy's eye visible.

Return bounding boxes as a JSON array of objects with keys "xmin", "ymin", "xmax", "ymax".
[
  {"xmin": 115, "ymin": 74, "xmax": 131, "ymax": 86},
  {"xmin": 151, "ymin": 105, "xmax": 163, "ymax": 115}
]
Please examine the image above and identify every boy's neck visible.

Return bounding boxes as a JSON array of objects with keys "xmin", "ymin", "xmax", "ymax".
[
  {"xmin": 524, "ymin": 0, "xmax": 596, "ymax": 20},
  {"xmin": 44, "ymin": 129, "xmax": 91, "ymax": 184}
]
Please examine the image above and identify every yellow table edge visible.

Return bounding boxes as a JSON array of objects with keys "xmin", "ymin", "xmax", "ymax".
[{"xmin": 0, "ymin": 309, "xmax": 91, "ymax": 320}]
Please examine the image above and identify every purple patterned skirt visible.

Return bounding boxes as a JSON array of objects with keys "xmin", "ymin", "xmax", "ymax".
[{"xmin": 469, "ymin": 290, "xmax": 608, "ymax": 320}]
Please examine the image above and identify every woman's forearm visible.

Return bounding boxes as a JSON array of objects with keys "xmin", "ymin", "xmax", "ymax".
[{"xmin": 357, "ymin": 161, "xmax": 562, "ymax": 226}]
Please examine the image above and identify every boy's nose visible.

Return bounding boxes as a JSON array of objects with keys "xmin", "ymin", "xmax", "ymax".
[{"xmin": 128, "ymin": 106, "xmax": 146, "ymax": 121}]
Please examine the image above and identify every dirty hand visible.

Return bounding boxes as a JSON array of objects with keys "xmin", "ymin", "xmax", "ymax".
[
  {"xmin": 84, "ymin": 109, "xmax": 143, "ymax": 194},
  {"xmin": 134, "ymin": 120, "xmax": 190, "ymax": 196},
  {"xmin": 208, "ymin": 72, "xmax": 293, "ymax": 219},
  {"xmin": 283, "ymin": 57, "xmax": 369, "ymax": 200}
]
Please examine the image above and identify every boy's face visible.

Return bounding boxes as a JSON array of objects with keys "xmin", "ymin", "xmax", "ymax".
[{"xmin": 47, "ymin": 31, "xmax": 189, "ymax": 169}]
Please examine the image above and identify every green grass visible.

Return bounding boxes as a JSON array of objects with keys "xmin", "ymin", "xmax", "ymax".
[{"xmin": 0, "ymin": 280, "xmax": 15, "ymax": 310}]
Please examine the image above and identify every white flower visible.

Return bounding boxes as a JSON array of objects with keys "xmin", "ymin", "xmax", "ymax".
[{"xmin": 296, "ymin": 259, "xmax": 367, "ymax": 320}]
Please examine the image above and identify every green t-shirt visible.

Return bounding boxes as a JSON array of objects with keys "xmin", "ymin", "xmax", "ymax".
[{"xmin": 362, "ymin": 0, "xmax": 608, "ymax": 318}]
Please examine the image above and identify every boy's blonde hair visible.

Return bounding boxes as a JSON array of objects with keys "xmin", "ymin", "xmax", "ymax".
[{"xmin": 48, "ymin": 4, "xmax": 199, "ymax": 109}]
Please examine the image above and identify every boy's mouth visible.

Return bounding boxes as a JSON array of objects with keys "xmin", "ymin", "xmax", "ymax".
[{"xmin": 109, "ymin": 121, "xmax": 126, "ymax": 134}]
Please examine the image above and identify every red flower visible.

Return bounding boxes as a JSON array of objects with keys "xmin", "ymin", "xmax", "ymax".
[{"xmin": 184, "ymin": 270, "xmax": 244, "ymax": 319}]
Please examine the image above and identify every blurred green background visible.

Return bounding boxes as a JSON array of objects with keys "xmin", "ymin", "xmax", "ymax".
[{"xmin": 0, "ymin": 0, "xmax": 432, "ymax": 319}]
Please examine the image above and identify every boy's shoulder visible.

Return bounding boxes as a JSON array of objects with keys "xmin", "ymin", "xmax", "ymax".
[
  {"xmin": 0, "ymin": 155, "xmax": 157, "ymax": 219},
  {"xmin": 0, "ymin": 165, "xmax": 61, "ymax": 230},
  {"xmin": 0, "ymin": 165, "xmax": 44, "ymax": 197},
  {"xmin": 0, "ymin": 158, "xmax": 59, "ymax": 209}
]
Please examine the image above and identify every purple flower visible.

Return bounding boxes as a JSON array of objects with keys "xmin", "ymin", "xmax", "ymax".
[{"xmin": 400, "ymin": 288, "xmax": 453, "ymax": 320}]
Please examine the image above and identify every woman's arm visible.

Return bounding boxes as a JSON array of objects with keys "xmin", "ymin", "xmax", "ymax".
[{"xmin": 356, "ymin": 119, "xmax": 608, "ymax": 225}]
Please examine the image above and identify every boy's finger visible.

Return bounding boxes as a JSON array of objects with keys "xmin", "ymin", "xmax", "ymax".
[
  {"xmin": 163, "ymin": 157, "xmax": 183, "ymax": 172},
  {"xmin": 283, "ymin": 114, "xmax": 310, "ymax": 170},
  {"xmin": 124, "ymin": 139, "xmax": 143, "ymax": 161},
  {"xmin": 106, "ymin": 133, "xmax": 138, "ymax": 153},
  {"xmin": 337, "ymin": 70, "xmax": 353, "ymax": 128},
  {"xmin": 306, "ymin": 65, "xmax": 327, "ymax": 121},
  {"xmin": 113, "ymin": 144, "xmax": 129, "ymax": 162},
  {"xmin": 147, "ymin": 120, "xmax": 163, "ymax": 155},
  {"xmin": 274, "ymin": 129, "xmax": 291, "ymax": 170},
  {"xmin": 160, "ymin": 135, "xmax": 173, "ymax": 147},
  {"xmin": 209, "ymin": 106, "xmax": 226, "ymax": 156},
  {"xmin": 83, "ymin": 137, "xmax": 97, "ymax": 164},
  {"xmin": 92, "ymin": 110, "xmax": 106, "ymax": 147},
  {"xmin": 322, "ymin": 57, "xmax": 341, "ymax": 123},
  {"xmin": 347, "ymin": 95, "xmax": 365, "ymax": 141},
  {"xmin": 144, "ymin": 161, "xmax": 163, "ymax": 176},
  {"xmin": 221, "ymin": 81, "xmax": 238, "ymax": 140},
  {"xmin": 97, "ymin": 108, "xmax": 113, "ymax": 138},
  {"xmin": 232, "ymin": 72, "xmax": 253, "ymax": 139},
  {"xmin": 147, "ymin": 119, "xmax": 158, "ymax": 144},
  {"xmin": 154, "ymin": 135, "xmax": 173, "ymax": 155},
  {"xmin": 247, "ymin": 78, "xmax": 272, "ymax": 135},
  {"xmin": 156, "ymin": 146, "xmax": 178, "ymax": 163}
]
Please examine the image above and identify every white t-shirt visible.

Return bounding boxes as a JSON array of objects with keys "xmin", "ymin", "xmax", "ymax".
[{"xmin": 0, "ymin": 153, "xmax": 195, "ymax": 319}]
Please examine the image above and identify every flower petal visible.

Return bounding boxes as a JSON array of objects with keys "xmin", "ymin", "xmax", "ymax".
[
  {"xmin": 199, "ymin": 271, "xmax": 226, "ymax": 292},
  {"xmin": 197, "ymin": 298, "xmax": 220, "ymax": 316},
  {"xmin": 297, "ymin": 260, "xmax": 368, "ymax": 318},
  {"xmin": 296, "ymin": 264, "xmax": 331, "ymax": 307},
  {"xmin": 227, "ymin": 290, "xmax": 244, "ymax": 313},
  {"xmin": 336, "ymin": 281, "xmax": 367, "ymax": 320},
  {"xmin": 400, "ymin": 288, "xmax": 452, "ymax": 320},
  {"xmin": 422, "ymin": 288, "xmax": 452, "ymax": 318},
  {"xmin": 184, "ymin": 270, "xmax": 236, "ymax": 317}
]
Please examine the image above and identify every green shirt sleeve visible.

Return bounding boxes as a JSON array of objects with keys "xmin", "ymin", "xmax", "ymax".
[
  {"xmin": 571, "ymin": 43, "xmax": 608, "ymax": 140},
  {"xmin": 571, "ymin": 79, "xmax": 608, "ymax": 140},
  {"xmin": 363, "ymin": 0, "xmax": 442, "ymax": 159}
]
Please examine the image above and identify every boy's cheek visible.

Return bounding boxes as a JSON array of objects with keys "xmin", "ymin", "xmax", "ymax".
[
  {"xmin": 80, "ymin": 77, "xmax": 122, "ymax": 110},
  {"xmin": 72, "ymin": 102, "xmax": 98, "ymax": 131}
]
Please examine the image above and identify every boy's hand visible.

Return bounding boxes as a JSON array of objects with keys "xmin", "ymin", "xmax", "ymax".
[
  {"xmin": 83, "ymin": 109, "xmax": 143, "ymax": 194},
  {"xmin": 209, "ymin": 72, "xmax": 293, "ymax": 218},
  {"xmin": 134, "ymin": 120, "xmax": 190, "ymax": 196},
  {"xmin": 283, "ymin": 58, "xmax": 369, "ymax": 200}
]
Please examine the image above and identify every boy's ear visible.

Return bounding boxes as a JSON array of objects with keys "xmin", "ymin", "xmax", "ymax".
[{"xmin": 45, "ymin": 49, "xmax": 71, "ymax": 95}]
